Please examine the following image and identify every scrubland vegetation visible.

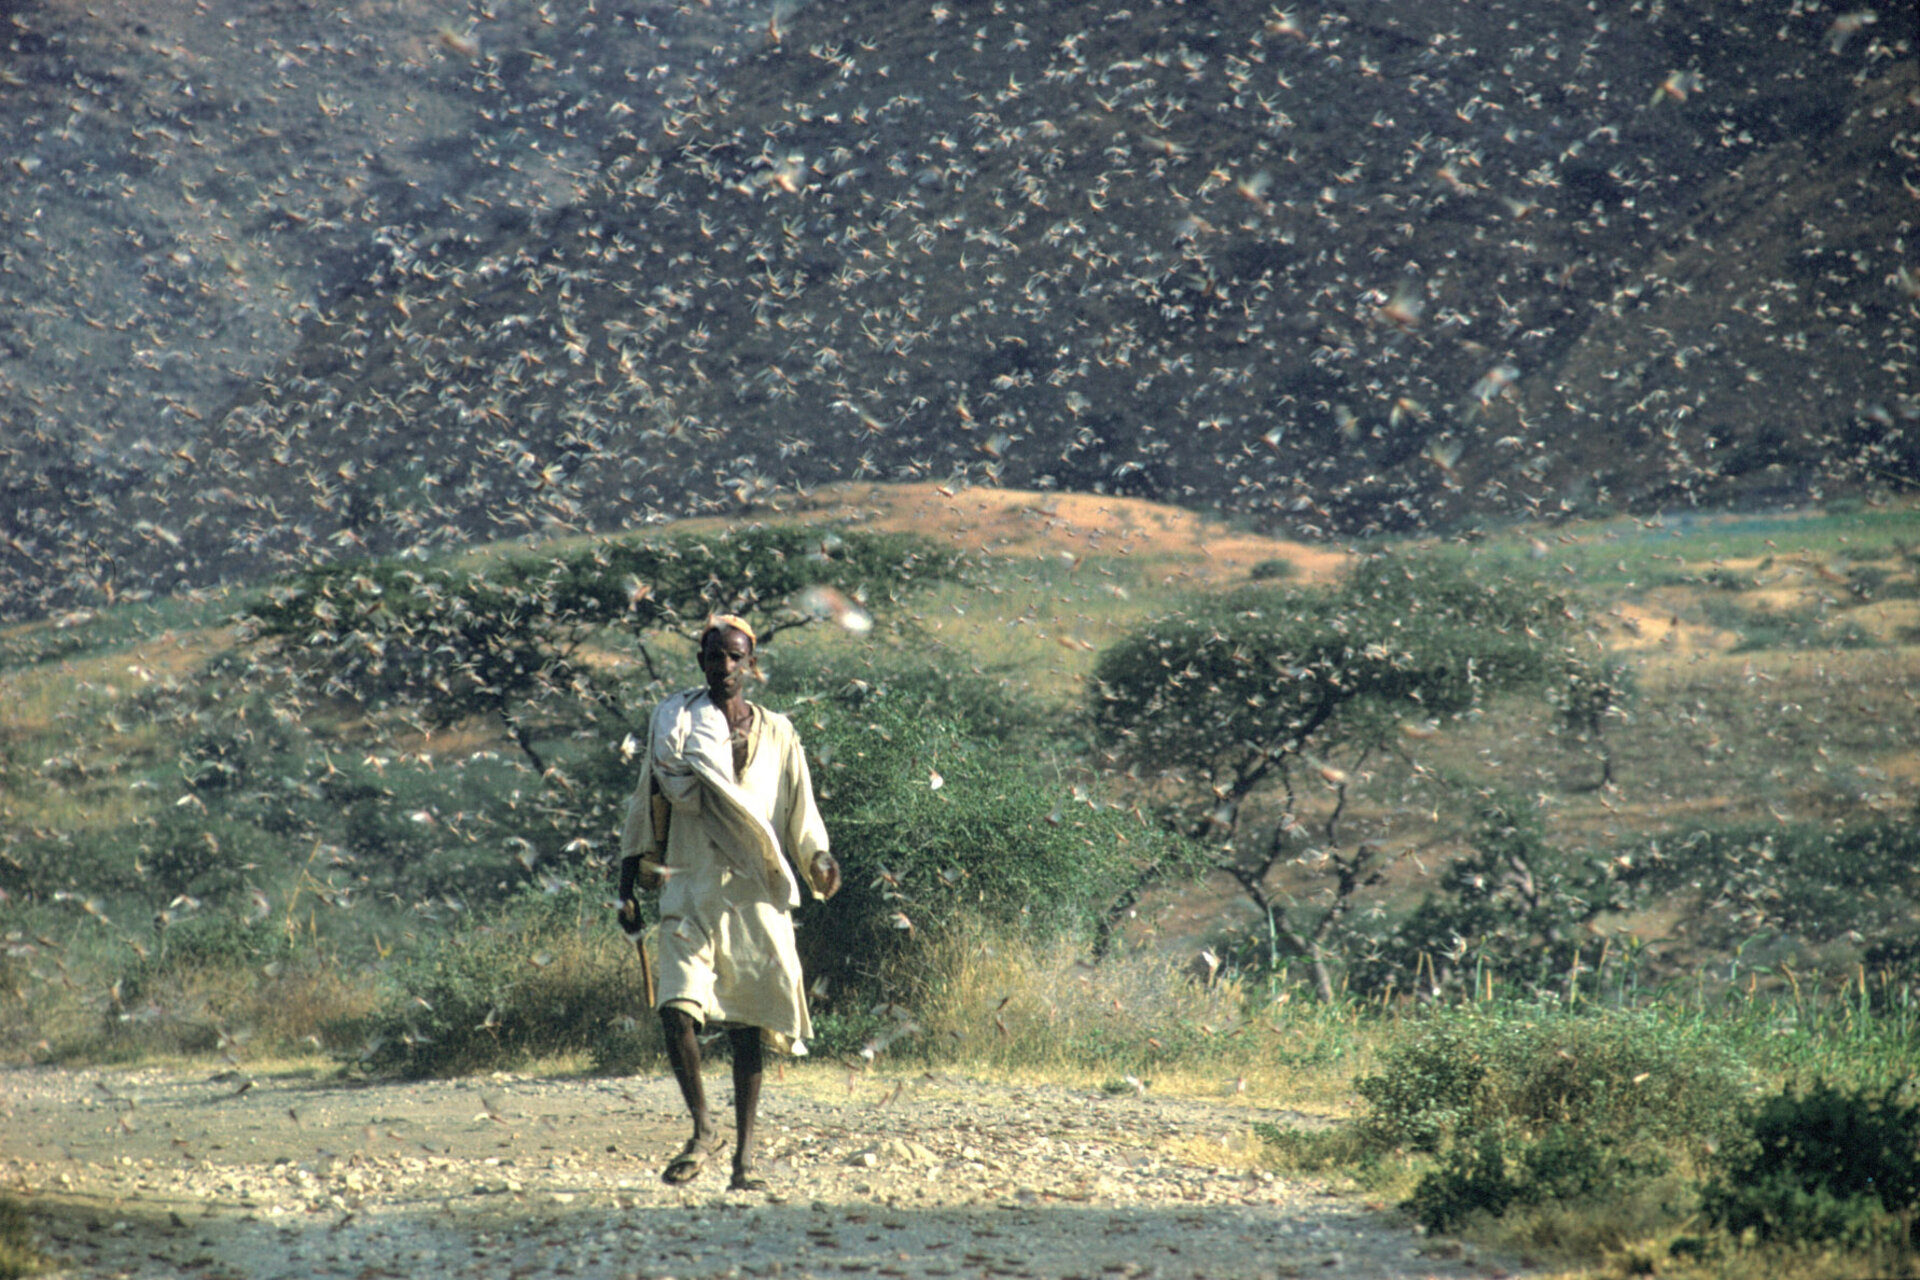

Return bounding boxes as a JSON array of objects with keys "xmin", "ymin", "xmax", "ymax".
[{"xmin": 3, "ymin": 489, "xmax": 1917, "ymax": 1278}]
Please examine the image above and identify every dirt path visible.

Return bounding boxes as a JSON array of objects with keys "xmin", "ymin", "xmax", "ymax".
[{"xmin": 1, "ymin": 1064, "xmax": 1511, "ymax": 1280}]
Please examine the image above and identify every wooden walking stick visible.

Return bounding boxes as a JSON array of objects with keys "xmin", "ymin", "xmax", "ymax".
[
  {"xmin": 623, "ymin": 898, "xmax": 656, "ymax": 1010},
  {"xmin": 634, "ymin": 777, "xmax": 671, "ymax": 1010},
  {"xmin": 617, "ymin": 775, "xmax": 669, "ymax": 1011}
]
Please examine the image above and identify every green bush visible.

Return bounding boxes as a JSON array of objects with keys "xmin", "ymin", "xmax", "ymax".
[
  {"xmin": 763, "ymin": 644, "xmax": 1051, "ymax": 750},
  {"xmin": 1252, "ymin": 1121, "xmax": 1375, "ymax": 1173},
  {"xmin": 1408, "ymin": 1127, "xmax": 1521, "ymax": 1230},
  {"xmin": 805, "ymin": 1003, "xmax": 902, "ymax": 1061},
  {"xmin": 1622, "ymin": 816, "xmax": 1920, "ymax": 948},
  {"xmin": 245, "ymin": 526, "xmax": 960, "ymax": 728},
  {"xmin": 1353, "ymin": 1018, "xmax": 1489, "ymax": 1153},
  {"xmin": 1248, "ymin": 557, "xmax": 1295, "ymax": 581},
  {"xmin": 1089, "ymin": 553, "xmax": 1598, "ymax": 999},
  {"xmin": 348, "ymin": 886, "xmax": 646, "ymax": 1077},
  {"xmin": 1702, "ymin": 1080, "xmax": 1920, "ymax": 1247},
  {"xmin": 1353, "ymin": 791, "xmax": 1631, "ymax": 1000},
  {"xmin": 148, "ymin": 911, "xmax": 290, "ymax": 974},
  {"xmin": 1695, "ymin": 595, "xmax": 1881, "ymax": 653},
  {"xmin": 1356, "ymin": 1006, "xmax": 1749, "ymax": 1233},
  {"xmin": 0, "ymin": 1196, "xmax": 47, "ymax": 1280},
  {"xmin": 1093, "ymin": 554, "xmax": 1578, "ymax": 799},
  {"xmin": 784, "ymin": 678, "xmax": 1207, "ymax": 997},
  {"xmin": 587, "ymin": 1014, "xmax": 661, "ymax": 1076},
  {"xmin": 1357, "ymin": 1006, "xmax": 1749, "ymax": 1155},
  {"xmin": 1407, "ymin": 1123, "xmax": 1666, "ymax": 1234}
]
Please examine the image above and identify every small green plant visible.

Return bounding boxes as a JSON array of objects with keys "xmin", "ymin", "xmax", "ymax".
[
  {"xmin": 1353, "ymin": 1018, "xmax": 1489, "ymax": 1153},
  {"xmin": 1252, "ymin": 1121, "xmax": 1375, "ymax": 1173},
  {"xmin": 1407, "ymin": 1127, "xmax": 1521, "ymax": 1230},
  {"xmin": 1359, "ymin": 1006, "xmax": 1749, "ymax": 1152},
  {"xmin": 1247, "ymin": 557, "xmax": 1295, "ymax": 581},
  {"xmin": 347, "ymin": 887, "xmax": 646, "ymax": 1077},
  {"xmin": 1702, "ymin": 1080, "xmax": 1920, "ymax": 1247},
  {"xmin": 1406, "ymin": 1122, "xmax": 1670, "ymax": 1234},
  {"xmin": 0, "ymin": 1196, "xmax": 48, "ymax": 1280},
  {"xmin": 1355, "ymin": 1006, "xmax": 1748, "ymax": 1234}
]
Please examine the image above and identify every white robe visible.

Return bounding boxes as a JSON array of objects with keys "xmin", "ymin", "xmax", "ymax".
[{"xmin": 620, "ymin": 691, "xmax": 830, "ymax": 1054}]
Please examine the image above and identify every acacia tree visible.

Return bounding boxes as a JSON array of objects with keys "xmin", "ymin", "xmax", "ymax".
[
  {"xmin": 1351, "ymin": 790, "xmax": 1634, "ymax": 1000},
  {"xmin": 1091, "ymin": 551, "xmax": 1593, "ymax": 1000},
  {"xmin": 234, "ymin": 526, "xmax": 962, "ymax": 914},
  {"xmin": 244, "ymin": 526, "xmax": 957, "ymax": 772}
]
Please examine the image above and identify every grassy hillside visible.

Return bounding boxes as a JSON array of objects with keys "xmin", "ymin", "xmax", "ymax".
[
  {"xmin": 3, "ymin": 486, "xmax": 1918, "ymax": 1274},
  {"xmin": 4, "ymin": 486, "xmax": 1915, "ymax": 1045}
]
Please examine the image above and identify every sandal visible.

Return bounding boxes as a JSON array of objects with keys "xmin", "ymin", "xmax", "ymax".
[
  {"xmin": 661, "ymin": 1133, "xmax": 725, "ymax": 1186},
  {"xmin": 727, "ymin": 1169, "xmax": 769, "ymax": 1192}
]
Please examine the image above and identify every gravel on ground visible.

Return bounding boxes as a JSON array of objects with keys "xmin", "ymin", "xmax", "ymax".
[{"xmin": 1, "ymin": 1064, "xmax": 1519, "ymax": 1279}]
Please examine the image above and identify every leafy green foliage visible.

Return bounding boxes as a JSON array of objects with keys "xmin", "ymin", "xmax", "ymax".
[
  {"xmin": 1251, "ymin": 1121, "xmax": 1374, "ymax": 1173},
  {"xmin": 1356, "ymin": 1006, "xmax": 1749, "ymax": 1155},
  {"xmin": 1353, "ymin": 1018, "xmax": 1490, "ymax": 1154},
  {"xmin": 1702, "ymin": 1080, "xmax": 1920, "ymax": 1247},
  {"xmin": 1408, "ymin": 1127, "xmax": 1522, "ymax": 1229},
  {"xmin": 784, "ymin": 675, "xmax": 1209, "ymax": 997},
  {"xmin": 1619, "ymin": 815, "xmax": 1920, "ymax": 948},
  {"xmin": 1694, "ymin": 595, "xmax": 1883, "ymax": 653},
  {"xmin": 1353, "ymin": 791, "xmax": 1633, "ymax": 999},
  {"xmin": 1091, "ymin": 553, "xmax": 1595, "ymax": 998},
  {"xmin": 1247, "ymin": 557, "xmax": 1296, "ymax": 582},
  {"xmin": 350, "ymin": 886, "xmax": 645, "ymax": 1078},
  {"xmin": 1407, "ymin": 1123, "xmax": 1667, "ymax": 1234},
  {"xmin": 1093, "ymin": 553, "xmax": 1576, "ymax": 813},
  {"xmin": 1353, "ymin": 1006, "xmax": 1747, "ymax": 1232},
  {"xmin": 243, "ymin": 527, "xmax": 960, "ymax": 767},
  {"xmin": 0, "ymin": 1195, "xmax": 48, "ymax": 1280}
]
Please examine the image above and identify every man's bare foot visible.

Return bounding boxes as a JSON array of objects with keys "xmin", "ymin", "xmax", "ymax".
[
  {"xmin": 728, "ymin": 1166, "xmax": 769, "ymax": 1192},
  {"xmin": 662, "ymin": 1133, "xmax": 726, "ymax": 1186}
]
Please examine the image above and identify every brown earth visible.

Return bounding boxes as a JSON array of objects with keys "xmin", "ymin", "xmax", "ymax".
[
  {"xmin": 1, "ymin": 1062, "xmax": 1522, "ymax": 1280},
  {"xmin": 683, "ymin": 482, "xmax": 1353, "ymax": 586}
]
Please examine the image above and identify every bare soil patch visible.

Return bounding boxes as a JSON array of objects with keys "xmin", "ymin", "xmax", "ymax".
[
  {"xmin": 2, "ymin": 1062, "xmax": 1519, "ymax": 1280},
  {"xmin": 709, "ymin": 484, "xmax": 1349, "ymax": 586}
]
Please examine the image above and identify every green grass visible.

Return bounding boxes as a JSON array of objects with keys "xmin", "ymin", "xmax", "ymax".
[
  {"xmin": 0, "ymin": 588, "xmax": 243, "ymax": 675},
  {"xmin": 1402, "ymin": 503, "xmax": 1920, "ymax": 593},
  {"xmin": 0, "ymin": 525, "xmax": 1901, "ymax": 994},
  {"xmin": 1252, "ymin": 988, "xmax": 1919, "ymax": 1275},
  {"xmin": 0, "ymin": 485, "xmax": 1904, "ymax": 1280},
  {"xmin": 0, "ymin": 1196, "xmax": 48, "ymax": 1280}
]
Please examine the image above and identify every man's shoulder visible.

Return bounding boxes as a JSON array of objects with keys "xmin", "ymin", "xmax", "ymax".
[
  {"xmin": 753, "ymin": 703, "xmax": 799, "ymax": 735},
  {"xmin": 650, "ymin": 688, "xmax": 706, "ymax": 715}
]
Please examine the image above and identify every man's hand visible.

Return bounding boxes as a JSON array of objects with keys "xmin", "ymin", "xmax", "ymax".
[
  {"xmin": 810, "ymin": 851, "xmax": 842, "ymax": 900},
  {"xmin": 620, "ymin": 853, "xmax": 666, "ymax": 896},
  {"xmin": 615, "ymin": 896, "xmax": 646, "ymax": 941}
]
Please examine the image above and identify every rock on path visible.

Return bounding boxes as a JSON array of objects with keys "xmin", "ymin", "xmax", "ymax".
[{"xmin": 1, "ymin": 1064, "xmax": 1512, "ymax": 1279}]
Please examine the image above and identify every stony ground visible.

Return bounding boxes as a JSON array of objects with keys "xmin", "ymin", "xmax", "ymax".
[{"xmin": 0, "ymin": 1063, "xmax": 1518, "ymax": 1280}]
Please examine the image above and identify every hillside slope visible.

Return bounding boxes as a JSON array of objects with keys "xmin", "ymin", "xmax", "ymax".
[{"xmin": 2, "ymin": 0, "xmax": 1915, "ymax": 617}]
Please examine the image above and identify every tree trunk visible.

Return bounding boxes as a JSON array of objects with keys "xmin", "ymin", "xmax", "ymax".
[{"xmin": 499, "ymin": 706, "xmax": 546, "ymax": 774}]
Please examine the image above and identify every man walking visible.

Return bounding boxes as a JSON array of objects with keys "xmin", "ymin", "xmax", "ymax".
[{"xmin": 617, "ymin": 615, "xmax": 841, "ymax": 1190}]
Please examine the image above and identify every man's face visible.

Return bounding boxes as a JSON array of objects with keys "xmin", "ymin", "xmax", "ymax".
[{"xmin": 699, "ymin": 627, "xmax": 753, "ymax": 702}]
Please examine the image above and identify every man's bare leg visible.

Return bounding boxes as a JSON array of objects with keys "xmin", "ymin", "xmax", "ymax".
[
  {"xmin": 727, "ymin": 1027, "xmax": 767, "ymax": 1191},
  {"xmin": 659, "ymin": 1006, "xmax": 722, "ymax": 1183}
]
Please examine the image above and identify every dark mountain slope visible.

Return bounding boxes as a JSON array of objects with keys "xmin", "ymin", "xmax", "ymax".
[{"xmin": 5, "ymin": 0, "xmax": 1916, "ymax": 613}]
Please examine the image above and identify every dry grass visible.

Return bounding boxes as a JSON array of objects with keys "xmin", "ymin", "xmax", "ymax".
[
  {"xmin": 114, "ymin": 961, "xmax": 373, "ymax": 1064},
  {"xmin": 883, "ymin": 924, "xmax": 1376, "ymax": 1116}
]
